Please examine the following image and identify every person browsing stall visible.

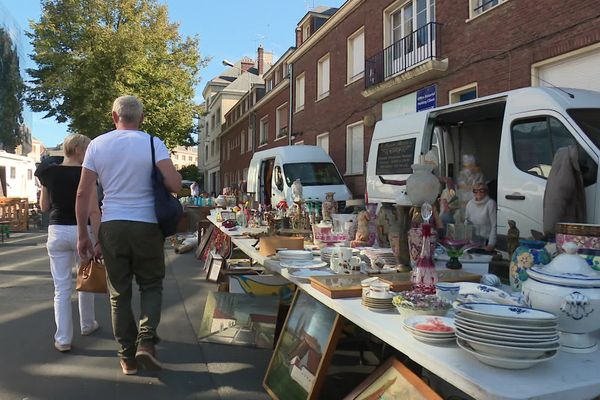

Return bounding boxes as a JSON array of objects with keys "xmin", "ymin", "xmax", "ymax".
[
  {"xmin": 465, "ymin": 182, "xmax": 497, "ymax": 251},
  {"xmin": 75, "ymin": 95, "xmax": 181, "ymax": 375}
]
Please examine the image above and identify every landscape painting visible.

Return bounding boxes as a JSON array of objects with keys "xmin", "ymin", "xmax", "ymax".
[
  {"xmin": 198, "ymin": 291, "xmax": 280, "ymax": 349},
  {"xmin": 263, "ymin": 290, "xmax": 342, "ymax": 400}
]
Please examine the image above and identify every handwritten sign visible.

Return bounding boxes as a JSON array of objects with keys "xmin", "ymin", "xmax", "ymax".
[{"xmin": 376, "ymin": 138, "xmax": 416, "ymax": 175}]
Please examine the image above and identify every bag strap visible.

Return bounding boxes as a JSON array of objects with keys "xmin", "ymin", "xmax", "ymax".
[{"xmin": 150, "ymin": 134, "xmax": 157, "ymax": 179}]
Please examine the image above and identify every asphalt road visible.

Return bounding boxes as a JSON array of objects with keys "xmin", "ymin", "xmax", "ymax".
[{"xmin": 0, "ymin": 231, "xmax": 271, "ymax": 400}]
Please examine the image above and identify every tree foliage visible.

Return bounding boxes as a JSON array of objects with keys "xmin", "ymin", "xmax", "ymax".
[
  {"xmin": 178, "ymin": 164, "xmax": 201, "ymax": 182},
  {"xmin": 0, "ymin": 28, "xmax": 25, "ymax": 151},
  {"xmin": 26, "ymin": 0, "xmax": 208, "ymax": 148}
]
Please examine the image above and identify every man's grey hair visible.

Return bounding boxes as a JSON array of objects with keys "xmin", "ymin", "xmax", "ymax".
[{"xmin": 112, "ymin": 95, "xmax": 143, "ymax": 124}]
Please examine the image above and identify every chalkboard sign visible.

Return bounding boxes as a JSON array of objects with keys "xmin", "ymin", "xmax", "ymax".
[{"xmin": 376, "ymin": 138, "xmax": 416, "ymax": 175}]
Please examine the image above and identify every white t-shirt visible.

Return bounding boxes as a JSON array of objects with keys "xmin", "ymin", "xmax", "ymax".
[{"xmin": 82, "ymin": 130, "xmax": 170, "ymax": 223}]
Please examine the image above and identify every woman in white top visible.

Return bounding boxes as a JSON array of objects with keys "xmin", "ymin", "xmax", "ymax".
[{"xmin": 465, "ymin": 182, "xmax": 497, "ymax": 251}]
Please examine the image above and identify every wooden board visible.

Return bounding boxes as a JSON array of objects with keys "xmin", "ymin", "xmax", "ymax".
[{"xmin": 379, "ymin": 269, "xmax": 481, "ymax": 292}]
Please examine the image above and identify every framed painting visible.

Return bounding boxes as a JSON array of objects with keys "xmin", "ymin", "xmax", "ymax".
[
  {"xmin": 207, "ymin": 255, "xmax": 224, "ymax": 282},
  {"xmin": 343, "ymin": 357, "xmax": 442, "ymax": 400},
  {"xmin": 263, "ymin": 289, "xmax": 343, "ymax": 400}
]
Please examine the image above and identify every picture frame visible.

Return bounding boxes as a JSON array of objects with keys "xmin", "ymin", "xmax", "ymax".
[
  {"xmin": 196, "ymin": 224, "xmax": 215, "ymax": 261},
  {"xmin": 343, "ymin": 357, "xmax": 442, "ymax": 400},
  {"xmin": 207, "ymin": 253, "xmax": 224, "ymax": 282},
  {"xmin": 220, "ymin": 210, "xmax": 236, "ymax": 221},
  {"xmin": 263, "ymin": 289, "xmax": 343, "ymax": 400}
]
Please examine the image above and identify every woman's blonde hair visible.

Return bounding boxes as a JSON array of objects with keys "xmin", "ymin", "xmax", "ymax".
[{"xmin": 63, "ymin": 134, "xmax": 91, "ymax": 157}]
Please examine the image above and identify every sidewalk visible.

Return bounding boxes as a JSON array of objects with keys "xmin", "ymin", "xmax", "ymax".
[{"xmin": 0, "ymin": 231, "xmax": 271, "ymax": 400}]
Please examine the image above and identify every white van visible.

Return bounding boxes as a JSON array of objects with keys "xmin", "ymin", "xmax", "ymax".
[
  {"xmin": 247, "ymin": 145, "xmax": 352, "ymax": 206},
  {"xmin": 367, "ymin": 87, "xmax": 600, "ymax": 238},
  {"xmin": 0, "ymin": 150, "xmax": 38, "ymax": 203}
]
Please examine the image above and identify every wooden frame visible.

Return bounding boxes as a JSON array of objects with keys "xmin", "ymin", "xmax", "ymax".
[
  {"xmin": 206, "ymin": 253, "xmax": 224, "ymax": 282},
  {"xmin": 343, "ymin": 357, "xmax": 442, "ymax": 400},
  {"xmin": 263, "ymin": 289, "xmax": 343, "ymax": 400},
  {"xmin": 196, "ymin": 224, "xmax": 215, "ymax": 260}
]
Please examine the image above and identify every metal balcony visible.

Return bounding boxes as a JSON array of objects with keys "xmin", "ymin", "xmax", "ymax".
[{"xmin": 365, "ymin": 22, "xmax": 443, "ymax": 90}]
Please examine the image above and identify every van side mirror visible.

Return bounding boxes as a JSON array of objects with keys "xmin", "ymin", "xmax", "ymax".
[{"xmin": 274, "ymin": 166, "xmax": 284, "ymax": 190}]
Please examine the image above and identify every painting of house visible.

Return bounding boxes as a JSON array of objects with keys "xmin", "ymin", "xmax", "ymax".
[{"xmin": 263, "ymin": 290, "xmax": 342, "ymax": 400}]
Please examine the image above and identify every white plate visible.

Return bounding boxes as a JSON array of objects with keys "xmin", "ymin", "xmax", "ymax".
[
  {"xmin": 403, "ymin": 316, "xmax": 456, "ymax": 335},
  {"xmin": 455, "ymin": 327, "xmax": 560, "ymax": 347},
  {"xmin": 404, "ymin": 328, "xmax": 456, "ymax": 344},
  {"xmin": 455, "ymin": 312, "xmax": 559, "ymax": 331},
  {"xmin": 457, "ymin": 338, "xmax": 558, "ymax": 369},
  {"xmin": 280, "ymin": 260, "xmax": 328, "ymax": 270},
  {"xmin": 456, "ymin": 332, "xmax": 560, "ymax": 359},
  {"xmin": 288, "ymin": 269, "xmax": 334, "ymax": 281},
  {"xmin": 454, "ymin": 320, "xmax": 558, "ymax": 340},
  {"xmin": 456, "ymin": 303, "xmax": 558, "ymax": 324},
  {"xmin": 277, "ymin": 250, "xmax": 314, "ymax": 260}
]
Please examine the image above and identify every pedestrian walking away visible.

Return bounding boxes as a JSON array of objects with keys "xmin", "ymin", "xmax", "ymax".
[
  {"xmin": 75, "ymin": 95, "xmax": 182, "ymax": 376},
  {"xmin": 36, "ymin": 133, "xmax": 102, "ymax": 353}
]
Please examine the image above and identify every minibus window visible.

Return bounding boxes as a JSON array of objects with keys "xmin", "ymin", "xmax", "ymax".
[{"xmin": 283, "ymin": 163, "xmax": 344, "ymax": 186}]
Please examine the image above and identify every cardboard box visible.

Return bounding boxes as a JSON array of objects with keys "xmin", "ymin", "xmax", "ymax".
[{"xmin": 259, "ymin": 236, "xmax": 304, "ymax": 256}]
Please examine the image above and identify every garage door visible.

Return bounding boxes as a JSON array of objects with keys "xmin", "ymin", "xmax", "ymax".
[{"xmin": 536, "ymin": 46, "xmax": 600, "ymax": 92}]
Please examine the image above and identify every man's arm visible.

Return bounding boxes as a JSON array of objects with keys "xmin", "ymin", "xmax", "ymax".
[
  {"xmin": 76, "ymin": 167, "xmax": 98, "ymax": 260},
  {"xmin": 157, "ymin": 159, "xmax": 182, "ymax": 193}
]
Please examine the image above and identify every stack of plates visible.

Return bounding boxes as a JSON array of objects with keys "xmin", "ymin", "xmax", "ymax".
[
  {"xmin": 361, "ymin": 291, "xmax": 395, "ymax": 312},
  {"xmin": 455, "ymin": 303, "xmax": 560, "ymax": 369},
  {"xmin": 403, "ymin": 316, "xmax": 456, "ymax": 344},
  {"xmin": 278, "ymin": 250, "xmax": 313, "ymax": 262},
  {"xmin": 320, "ymin": 247, "xmax": 359, "ymax": 263}
]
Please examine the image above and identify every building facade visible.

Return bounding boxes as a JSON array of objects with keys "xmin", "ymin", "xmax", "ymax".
[{"xmin": 217, "ymin": 0, "xmax": 600, "ymax": 199}]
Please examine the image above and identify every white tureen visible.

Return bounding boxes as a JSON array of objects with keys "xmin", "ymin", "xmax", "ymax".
[{"xmin": 522, "ymin": 242, "xmax": 600, "ymax": 353}]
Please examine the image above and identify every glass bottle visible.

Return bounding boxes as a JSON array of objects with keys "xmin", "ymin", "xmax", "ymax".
[{"xmin": 411, "ymin": 223, "xmax": 437, "ymax": 294}]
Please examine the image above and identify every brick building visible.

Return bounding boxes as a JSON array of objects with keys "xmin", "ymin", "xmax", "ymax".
[{"xmin": 218, "ymin": 0, "xmax": 600, "ymax": 198}]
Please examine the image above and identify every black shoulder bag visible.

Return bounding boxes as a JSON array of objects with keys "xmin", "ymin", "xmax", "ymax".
[{"xmin": 151, "ymin": 135, "xmax": 183, "ymax": 237}]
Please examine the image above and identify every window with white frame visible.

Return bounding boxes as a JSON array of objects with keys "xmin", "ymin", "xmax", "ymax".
[
  {"xmin": 276, "ymin": 103, "xmax": 289, "ymax": 138},
  {"xmin": 469, "ymin": 0, "xmax": 506, "ymax": 19},
  {"xmin": 346, "ymin": 122, "xmax": 364, "ymax": 175},
  {"xmin": 347, "ymin": 28, "xmax": 365, "ymax": 83},
  {"xmin": 449, "ymin": 83, "xmax": 478, "ymax": 104},
  {"xmin": 259, "ymin": 117, "xmax": 269, "ymax": 145},
  {"xmin": 317, "ymin": 54, "xmax": 330, "ymax": 100},
  {"xmin": 316, "ymin": 132, "xmax": 330, "ymax": 154},
  {"xmin": 295, "ymin": 73, "xmax": 305, "ymax": 111}
]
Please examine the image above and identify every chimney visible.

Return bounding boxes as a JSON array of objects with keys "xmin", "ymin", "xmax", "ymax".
[
  {"xmin": 295, "ymin": 28, "xmax": 302, "ymax": 47},
  {"xmin": 257, "ymin": 46, "xmax": 264, "ymax": 75}
]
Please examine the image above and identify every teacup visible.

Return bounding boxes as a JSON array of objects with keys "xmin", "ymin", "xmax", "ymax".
[
  {"xmin": 435, "ymin": 282, "xmax": 460, "ymax": 303},
  {"xmin": 369, "ymin": 281, "xmax": 391, "ymax": 299}
]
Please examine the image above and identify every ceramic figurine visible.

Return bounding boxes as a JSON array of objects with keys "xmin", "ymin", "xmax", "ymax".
[
  {"xmin": 291, "ymin": 179, "xmax": 303, "ymax": 202},
  {"xmin": 507, "ymin": 219, "xmax": 520, "ymax": 261},
  {"xmin": 322, "ymin": 192, "xmax": 336, "ymax": 222}
]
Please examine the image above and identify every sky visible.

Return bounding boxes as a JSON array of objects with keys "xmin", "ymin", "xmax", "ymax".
[{"xmin": 0, "ymin": 0, "xmax": 346, "ymax": 147}]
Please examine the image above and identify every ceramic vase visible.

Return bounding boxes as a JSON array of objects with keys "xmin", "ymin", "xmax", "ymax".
[
  {"xmin": 406, "ymin": 163, "xmax": 441, "ymax": 207},
  {"xmin": 376, "ymin": 202, "xmax": 399, "ymax": 248},
  {"xmin": 408, "ymin": 226, "xmax": 438, "ymax": 267},
  {"xmin": 509, "ymin": 239, "xmax": 551, "ymax": 292}
]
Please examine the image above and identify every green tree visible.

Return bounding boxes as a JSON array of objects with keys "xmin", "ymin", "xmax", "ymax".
[
  {"xmin": 0, "ymin": 28, "xmax": 25, "ymax": 152},
  {"xmin": 178, "ymin": 164, "xmax": 201, "ymax": 182},
  {"xmin": 26, "ymin": 0, "xmax": 209, "ymax": 148}
]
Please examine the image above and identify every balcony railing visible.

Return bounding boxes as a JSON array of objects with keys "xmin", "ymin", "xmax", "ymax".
[{"xmin": 365, "ymin": 22, "xmax": 442, "ymax": 89}]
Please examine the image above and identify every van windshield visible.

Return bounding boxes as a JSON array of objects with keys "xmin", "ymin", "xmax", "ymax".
[
  {"xmin": 567, "ymin": 108, "xmax": 600, "ymax": 149},
  {"xmin": 283, "ymin": 163, "xmax": 344, "ymax": 186}
]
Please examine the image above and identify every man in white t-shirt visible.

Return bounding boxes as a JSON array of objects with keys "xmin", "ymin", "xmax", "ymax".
[{"xmin": 76, "ymin": 95, "xmax": 181, "ymax": 375}]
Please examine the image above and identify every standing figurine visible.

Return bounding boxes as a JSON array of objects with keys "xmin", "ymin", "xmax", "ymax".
[{"xmin": 507, "ymin": 219, "xmax": 520, "ymax": 261}]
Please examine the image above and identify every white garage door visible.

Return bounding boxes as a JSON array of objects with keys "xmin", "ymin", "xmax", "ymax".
[{"xmin": 536, "ymin": 46, "xmax": 600, "ymax": 92}]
